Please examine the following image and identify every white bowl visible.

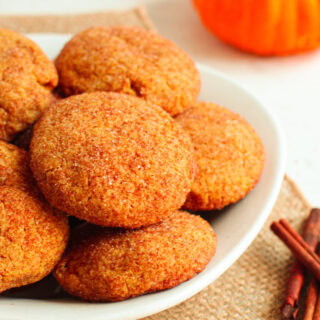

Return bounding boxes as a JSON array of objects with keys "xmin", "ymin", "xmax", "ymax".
[{"xmin": 0, "ymin": 34, "xmax": 286, "ymax": 320}]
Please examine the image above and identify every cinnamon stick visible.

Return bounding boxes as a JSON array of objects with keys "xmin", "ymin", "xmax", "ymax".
[
  {"xmin": 303, "ymin": 277, "xmax": 318, "ymax": 320},
  {"xmin": 273, "ymin": 209, "xmax": 320, "ymax": 319},
  {"xmin": 278, "ymin": 219, "xmax": 320, "ymax": 265},
  {"xmin": 271, "ymin": 220, "xmax": 320, "ymax": 280},
  {"xmin": 312, "ymin": 286, "xmax": 320, "ymax": 320},
  {"xmin": 302, "ymin": 244, "xmax": 320, "ymax": 320},
  {"xmin": 282, "ymin": 261, "xmax": 305, "ymax": 318}
]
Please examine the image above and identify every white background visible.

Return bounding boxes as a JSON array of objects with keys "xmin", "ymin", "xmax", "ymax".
[{"xmin": 1, "ymin": 0, "xmax": 319, "ymax": 205}]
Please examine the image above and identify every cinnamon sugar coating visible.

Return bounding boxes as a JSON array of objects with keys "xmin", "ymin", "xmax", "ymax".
[
  {"xmin": 54, "ymin": 211, "xmax": 216, "ymax": 301},
  {"xmin": 176, "ymin": 102, "xmax": 265, "ymax": 211},
  {"xmin": 30, "ymin": 92, "xmax": 195, "ymax": 228},
  {"xmin": 0, "ymin": 28, "xmax": 58, "ymax": 141},
  {"xmin": 55, "ymin": 26, "xmax": 200, "ymax": 116},
  {"xmin": 0, "ymin": 187, "xmax": 69, "ymax": 293},
  {"xmin": 13, "ymin": 89, "xmax": 63, "ymax": 151},
  {"xmin": 0, "ymin": 141, "xmax": 38, "ymax": 195}
]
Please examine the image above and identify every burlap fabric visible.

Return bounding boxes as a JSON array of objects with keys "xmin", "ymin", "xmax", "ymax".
[
  {"xmin": 0, "ymin": 7, "xmax": 310, "ymax": 319},
  {"xmin": 0, "ymin": 8, "xmax": 155, "ymax": 33}
]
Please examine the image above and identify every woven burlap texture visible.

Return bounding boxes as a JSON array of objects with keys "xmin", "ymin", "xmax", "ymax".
[
  {"xmin": 0, "ymin": 7, "xmax": 155, "ymax": 33},
  {"xmin": 0, "ymin": 7, "xmax": 310, "ymax": 319}
]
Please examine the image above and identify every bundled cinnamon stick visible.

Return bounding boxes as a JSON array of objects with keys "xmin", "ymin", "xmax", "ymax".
[
  {"xmin": 313, "ymin": 291, "xmax": 320, "ymax": 320},
  {"xmin": 303, "ymin": 245, "xmax": 320, "ymax": 320},
  {"xmin": 276, "ymin": 209, "xmax": 320, "ymax": 319},
  {"xmin": 303, "ymin": 277, "xmax": 319, "ymax": 320}
]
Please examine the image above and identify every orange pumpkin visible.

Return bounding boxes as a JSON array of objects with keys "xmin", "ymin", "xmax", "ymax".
[{"xmin": 193, "ymin": 0, "xmax": 320, "ymax": 55}]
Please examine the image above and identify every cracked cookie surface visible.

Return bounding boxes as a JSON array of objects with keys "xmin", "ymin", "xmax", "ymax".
[
  {"xmin": 0, "ymin": 187, "xmax": 69, "ymax": 293},
  {"xmin": 55, "ymin": 26, "xmax": 200, "ymax": 116},
  {"xmin": 53, "ymin": 211, "xmax": 216, "ymax": 301},
  {"xmin": 0, "ymin": 28, "xmax": 58, "ymax": 141},
  {"xmin": 176, "ymin": 102, "xmax": 265, "ymax": 211},
  {"xmin": 30, "ymin": 92, "xmax": 195, "ymax": 228}
]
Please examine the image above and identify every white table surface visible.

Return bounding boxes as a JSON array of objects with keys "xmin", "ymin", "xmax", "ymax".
[{"xmin": 1, "ymin": 0, "xmax": 319, "ymax": 205}]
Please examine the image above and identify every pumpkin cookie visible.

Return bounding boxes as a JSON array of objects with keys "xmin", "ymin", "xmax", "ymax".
[
  {"xmin": 0, "ymin": 187, "xmax": 69, "ymax": 293},
  {"xmin": 0, "ymin": 28, "xmax": 58, "ymax": 141},
  {"xmin": 55, "ymin": 26, "xmax": 200, "ymax": 116},
  {"xmin": 54, "ymin": 211, "xmax": 216, "ymax": 302},
  {"xmin": 30, "ymin": 92, "xmax": 195, "ymax": 228},
  {"xmin": 0, "ymin": 140, "xmax": 38, "ymax": 196},
  {"xmin": 13, "ymin": 89, "xmax": 63, "ymax": 150},
  {"xmin": 176, "ymin": 102, "xmax": 265, "ymax": 211}
]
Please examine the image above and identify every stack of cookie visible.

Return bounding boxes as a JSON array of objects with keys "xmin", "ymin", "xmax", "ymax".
[{"xmin": 0, "ymin": 26, "xmax": 264, "ymax": 301}]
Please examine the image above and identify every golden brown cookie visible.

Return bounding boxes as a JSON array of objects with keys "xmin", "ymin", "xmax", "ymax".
[
  {"xmin": 0, "ymin": 140, "xmax": 38, "ymax": 195},
  {"xmin": 176, "ymin": 102, "xmax": 265, "ymax": 211},
  {"xmin": 54, "ymin": 210, "xmax": 216, "ymax": 301},
  {"xmin": 30, "ymin": 92, "xmax": 195, "ymax": 228},
  {"xmin": 0, "ymin": 187, "xmax": 69, "ymax": 293},
  {"xmin": 55, "ymin": 26, "xmax": 200, "ymax": 116},
  {"xmin": 0, "ymin": 28, "xmax": 58, "ymax": 141},
  {"xmin": 13, "ymin": 90, "xmax": 63, "ymax": 150}
]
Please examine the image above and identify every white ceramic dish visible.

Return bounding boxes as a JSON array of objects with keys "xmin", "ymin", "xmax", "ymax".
[{"xmin": 0, "ymin": 34, "xmax": 286, "ymax": 320}]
